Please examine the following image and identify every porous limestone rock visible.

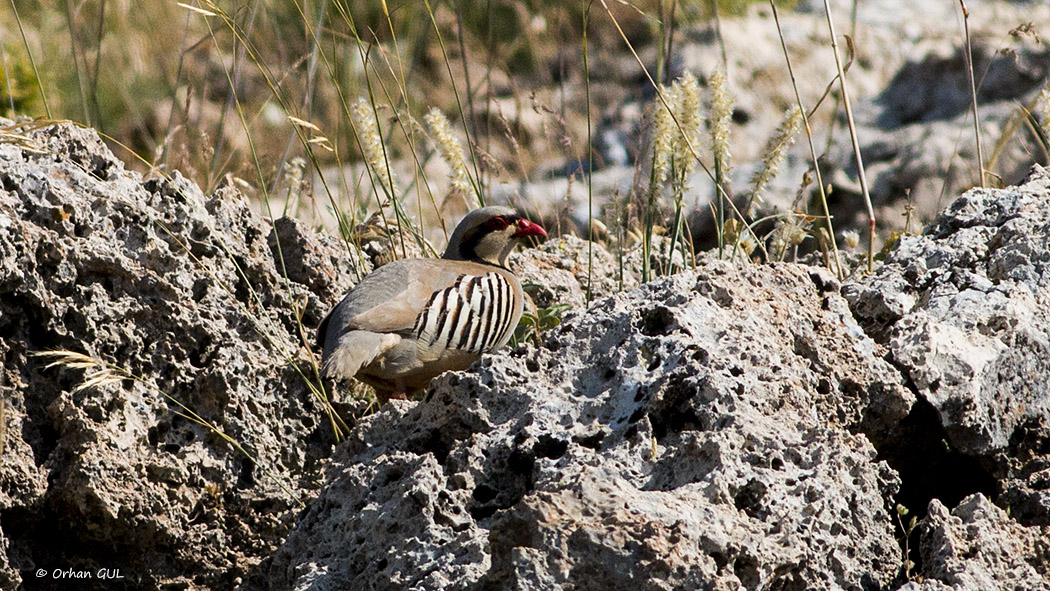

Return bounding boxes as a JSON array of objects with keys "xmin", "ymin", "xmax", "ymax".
[
  {"xmin": 262, "ymin": 259, "xmax": 912, "ymax": 591},
  {"xmin": 919, "ymin": 494, "xmax": 1050, "ymax": 590},
  {"xmin": 0, "ymin": 119, "xmax": 364, "ymax": 590},
  {"xmin": 846, "ymin": 165, "xmax": 1050, "ymax": 527}
]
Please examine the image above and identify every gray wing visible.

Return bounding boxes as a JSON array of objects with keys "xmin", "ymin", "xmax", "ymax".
[{"xmin": 317, "ymin": 259, "xmax": 464, "ymax": 365}]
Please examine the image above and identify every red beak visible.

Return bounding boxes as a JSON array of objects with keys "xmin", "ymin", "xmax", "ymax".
[{"xmin": 513, "ymin": 219, "xmax": 547, "ymax": 239}]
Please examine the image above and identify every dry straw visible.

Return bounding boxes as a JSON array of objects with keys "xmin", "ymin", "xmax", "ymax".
[{"xmin": 1038, "ymin": 85, "xmax": 1050, "ymax": 141}]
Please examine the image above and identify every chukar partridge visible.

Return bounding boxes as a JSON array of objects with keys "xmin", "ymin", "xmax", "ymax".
[{"xmin": 317, "ymin": 206, "xmax": 547, "ymax": 403}]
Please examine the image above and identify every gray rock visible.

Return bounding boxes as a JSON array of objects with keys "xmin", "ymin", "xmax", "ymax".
[
  {"xmin": 510, "ymin": 234, "xmax": 641, "ymax": 310},
  {"xmin": 846, "ymin": 165, "xmax": 1050, "ymax": 526},
  {"xmin": 919, "ymin": 494, "xmax": 1050, "ymax": 590},
  {"xmin": 262, "ymin": 259, "xmax": 911, "ymax": 591},
  {"xmin": 0, "ymin": 119, "xmax": 363, "ymax": 589}
]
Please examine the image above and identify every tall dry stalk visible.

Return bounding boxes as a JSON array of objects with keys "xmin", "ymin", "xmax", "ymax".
[
  {"xmin": 582, "ymin": 0, "xmax": 594, "ymax": 302},
  {"xmin": 770, "ymin": 1, "xmax": 843, "ymax": 279},
  {"xmin": 959, "ymin": 0, "xmax": 986, "ymax": 188},
  {"xmin": 822, "ymin": 0, "xmax": 874, "ymax": 272},
  {"xmin": 8, "ymin": 0, "xmax": 51, "ymax": 118},
  {"xmin": 709, "ymin": 68, "xmax": 733, "ymax": 257}
]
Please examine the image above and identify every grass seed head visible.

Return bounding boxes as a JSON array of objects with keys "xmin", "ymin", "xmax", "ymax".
[
  {"xmin": 651, "ymin": 84, "xmax": 680, "ymax": 187},
  {"xmin": 750, "ymin": 106, "xmax": 803, "ymax": 207},
  {"xmin": 350, "ymin": 98, "xmax": 397, "ymax": 199},
  {"xmin": 673, "ymin": 71, "xmax": 702, "ymax": 179},
  {"xmin": 709, "ymin": 68, "xmax": 734, "ymax": 176},
  {"xmin": 424, "ymin": 108, "xmax": 473, "ymax": 208}
]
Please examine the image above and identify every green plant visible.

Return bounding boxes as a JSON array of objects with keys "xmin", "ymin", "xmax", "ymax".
[
  {"xmin": 514, "ymin": 302, "xmax": 573, "ymax": 345},
  {"xmin": 895, "ymin": 503, "xmax": 919, "ymax": 581}
]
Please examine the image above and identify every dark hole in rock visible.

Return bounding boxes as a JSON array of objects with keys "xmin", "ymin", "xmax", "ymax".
[
  {"xmin": 574, "ymin": 431, "xmax": 605, "ymax": 450},
  {"xmin": 639, "ymin": 306, "xmax": 679, "ymax": 336},
  {"xmin": 733, "ymin": 479, "xmax": 769, "ymax": 520},
  {"xmin": 692, "ymin": 348, "xmax": 710, "ymax": 364},
  {"xmin": 508, "ymin": 448, "xmax": 534, "ymax": 475},
  {"xmin": 473, "ymin": 484, "xmax": 497, "ymax": 504},
  {"xmin": 534, "ymin": 435, "xmax": 568, "ymax": 460},
  {"xmin": 469, "ymin": 504, "xmax": 497, "ymax": 521},
  {"xmin": 875, "ymin": 397, "xmax": 997, "ymax": 573},
  {"xmin": 379, "ymin": 467, "xmax": 405, "ymax": 487},
  {"xmin": 733, "ymin": 555, "xmax": 761, "ymax": 589},
  {"xmin": 628, "ymin": 407, "xmax": 646, "ymax": 424},
  {"xmin": 236, "ymin": 459, "xmax": 256, "ymax": 488},
  {"xmin": 409, "ymin": 428, "xmax": 453, "ymax": 465},
  {"xmin": 633, "ymin": 385, "xmax": 649, "ymax": 403},
  {"xmin": 808, "ymin": 269, "xmax": 839, "ymax": 293}
]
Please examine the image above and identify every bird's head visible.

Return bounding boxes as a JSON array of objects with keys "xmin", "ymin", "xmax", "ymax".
[{"xmin": 443, "ymin": 206, "xmax": 547, "ymax": 267}]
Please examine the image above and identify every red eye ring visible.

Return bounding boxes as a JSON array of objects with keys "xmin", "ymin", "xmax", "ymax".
[{"xmin": 486, "ymin": 216, "xmax": 509, "ymax": 231}]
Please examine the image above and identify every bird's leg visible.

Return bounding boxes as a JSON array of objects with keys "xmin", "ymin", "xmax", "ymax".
[
  {"xmin": 374, "ymin": 389, "xmax": 390, "ymax": 406},
  {"xmin": 388, "ymin": 378, "xmax": 408, "ymax": 401}
]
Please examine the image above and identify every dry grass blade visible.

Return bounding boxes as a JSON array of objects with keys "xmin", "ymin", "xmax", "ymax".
[
  {"xmin": 0, "ymin": 121, "xmax": 55, "ymax": 154},
  {"xmin": 34, "ymin": 350, "xmax": 128, "ymax": 393},
  {"xmin": 821, "ymin": 0, "xmax": 874, "ymax": 273},
  {"xmin": 75, "ymin": 369, "xmax": 125, "ymax": 393},
  {"xmin": 0, "ymin": 379, "xmax": 6, "ymax": 458},
  {"xmin": 582, "ymin": 0, "xmax": 594, "ymax": 302},
  {"xmin": 1038, "ymin": 85, "xmax": 1050, "ymax": 142},
  {"xmin": 289, "ymin": 116, "xmax": 334, "ymax": 153},
  {"xmin": 287, "ymin": 115, "xmax": 322, "ymax": 132},
  {"xmin": 421, "ymin": 0, "xmax": 485, "ymax": 207},
  {"xmin": 35, "ymin": 349, "xmax": 103, "ymax": 370},
  {"xmin": 770, "ymin": 1, "xmax": 842, "ymax": 279},
  {"xmin": 959, "ymin": 0, "xmax": 986, "ymax": 188},
  {"xmin": 176, "ymin": 2, "xmax": 217, "ymax": 17},
  {"xmin": 7, "ymin": 0, "xmax": 51, "ymax": 118}
]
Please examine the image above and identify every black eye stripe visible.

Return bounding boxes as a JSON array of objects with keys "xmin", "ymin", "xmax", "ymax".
[{"xmin": 457, "ymin": 213, "xmax": 522, "ymax": 264}]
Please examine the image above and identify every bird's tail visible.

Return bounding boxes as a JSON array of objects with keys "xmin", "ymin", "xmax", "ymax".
[{"xmin": 320, "ymin": 330, "xmax": 401, "ymax": 380}]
